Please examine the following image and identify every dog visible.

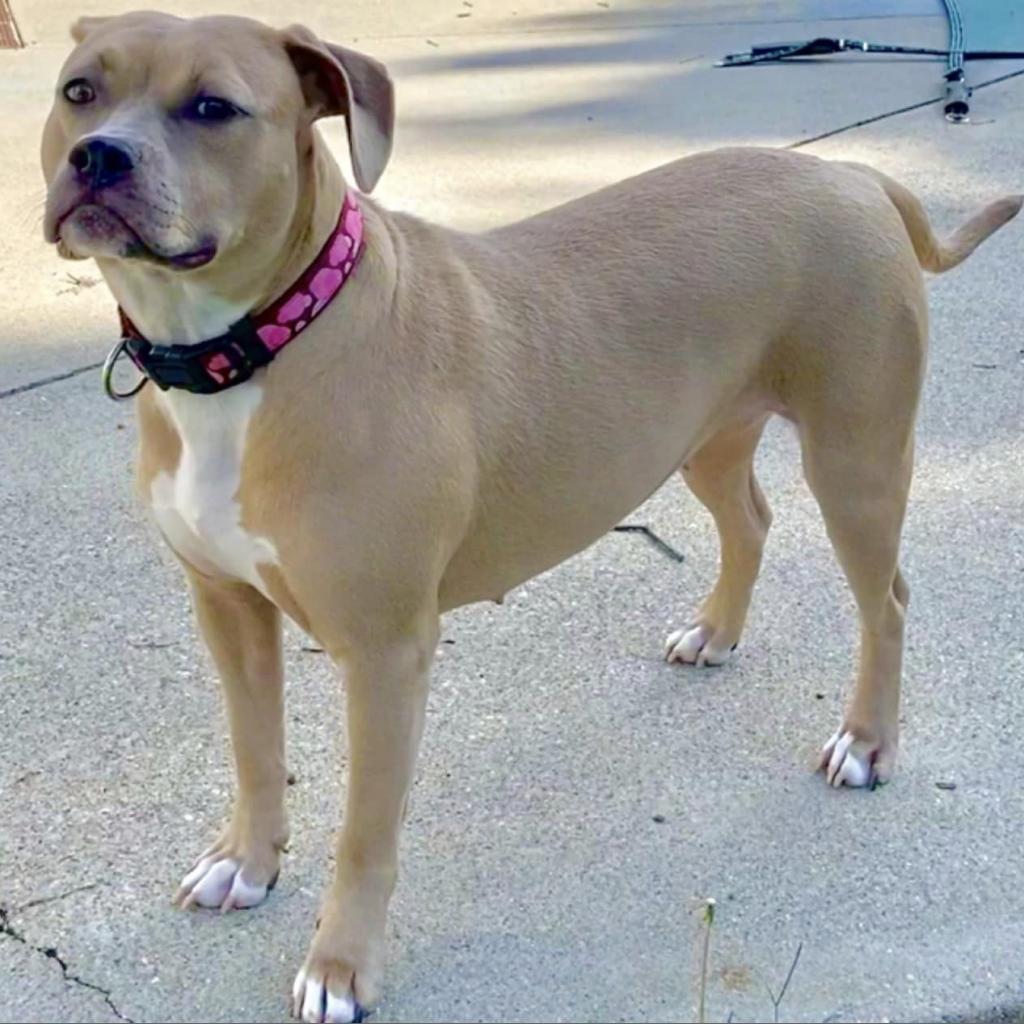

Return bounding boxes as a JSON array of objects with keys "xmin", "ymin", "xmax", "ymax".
[{"xmin": 41, "ymin": 11, "xmax": 1020, "ymax": 1022}]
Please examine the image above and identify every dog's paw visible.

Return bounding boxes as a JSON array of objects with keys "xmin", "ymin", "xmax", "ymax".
[
  {"xmin": 664, "ymin": 621, "xmax": 736, "ymax": 667},
  {"xmin": 293, "ymin": 963, "xmax": 365, "ymax": 1024},
  {"xmin": 293, "ymin": 895, "xmax": 386, "ymax": 1023},
  {"xmin": 819, "ymin": 727, "xmax": 896, "ymax": 788},
  {"xmin": 174, "ymin": 821, "xmax": 285, "ymax": 912},
  {"xmin": 175, "ymin": 853, "xmax": 274, "ymax": 911}
]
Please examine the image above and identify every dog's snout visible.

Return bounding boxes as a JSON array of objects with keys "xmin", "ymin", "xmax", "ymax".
[{"xmin": 68, "ymin": 137, "xmax": 136, "ymax": 189}]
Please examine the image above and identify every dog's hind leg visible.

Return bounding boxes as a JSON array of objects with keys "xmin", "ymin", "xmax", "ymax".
[
  {"xmin": 794, "ymin": 307, "xmax": 924, "ymax": 788},
  {"xmin": 665, "ymin": 414, "xmax": 771, "ymax": 667},
  {"xmin": 801, "ymin": 423, "xmax": 914, "ymax": 789},
  {"xmin": 174, "ymin": 572, "xmax": 289, "ymax": 911}
]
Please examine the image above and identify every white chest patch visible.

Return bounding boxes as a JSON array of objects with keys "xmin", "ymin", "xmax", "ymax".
[{"xmin": 149, "ymin": 382, "xmax": 279, "ymax": 593}]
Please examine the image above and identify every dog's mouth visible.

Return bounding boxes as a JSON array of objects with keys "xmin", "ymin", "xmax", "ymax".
[{"xmin": 51, "ymin": 199, "xmax": 216, "ymax": 270}]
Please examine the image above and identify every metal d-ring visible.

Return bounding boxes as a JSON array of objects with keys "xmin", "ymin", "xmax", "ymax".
[{"xmin": 102, "ymin": 338, "xmax": 147, "ymax": 401}]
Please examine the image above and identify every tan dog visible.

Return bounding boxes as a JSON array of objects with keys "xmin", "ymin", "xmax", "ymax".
[{"xmin": 41, "ymin": 11, "xmax": 1020, "ymax": 1022}]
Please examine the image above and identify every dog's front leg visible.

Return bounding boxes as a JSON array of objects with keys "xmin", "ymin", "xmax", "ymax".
[
  {"xmin": 173, "ymin": 570, "xmax": 289, "ymax": 911},
  {"xmin": 294, "ymin": 616, "xmax": 438, "ymax": 1024}
]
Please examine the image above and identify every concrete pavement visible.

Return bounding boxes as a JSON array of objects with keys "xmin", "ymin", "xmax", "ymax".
[{"xmin": 2, "ymin": 2, "xmax": 1023, "ymax": 1022}]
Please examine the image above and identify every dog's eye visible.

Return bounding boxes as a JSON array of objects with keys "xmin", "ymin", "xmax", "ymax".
[
  {"xmin": 62, "ymin": 78, "xmax": 96, "ymax": 105},
  {"xmin": 185, "ymin": 97, "xmax": 244, "ymax": 123}
]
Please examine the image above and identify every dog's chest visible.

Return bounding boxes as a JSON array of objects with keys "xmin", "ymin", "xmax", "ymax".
[{"xmin": 147, "ymin": 383, "xmax": 278, "ymax": 591}]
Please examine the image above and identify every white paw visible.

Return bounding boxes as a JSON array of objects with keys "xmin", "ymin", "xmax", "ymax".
[
  {"xmin": 664, "ymin": 623, "xmax": 734, "ymax": 667},
  {"xmin": 176, "ymin": 854, "xmax": 269, "ymax": 911},
  {"xmin": 820, "ymin": 729, "xmax": 874, "ymax": 788},
  {"xmin": 293, "ymin": 968, "xmax": 361, "ymax": 1023}
]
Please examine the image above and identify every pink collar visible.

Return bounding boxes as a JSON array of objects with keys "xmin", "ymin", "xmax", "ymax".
[{"xmin": 108, "ymin": 193, "xmax": 365, "ymax": 398}]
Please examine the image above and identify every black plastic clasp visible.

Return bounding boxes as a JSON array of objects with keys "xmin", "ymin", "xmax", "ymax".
[{"xmin": 124, "ymin": 317, "xmax": 273, "ymax": 395}]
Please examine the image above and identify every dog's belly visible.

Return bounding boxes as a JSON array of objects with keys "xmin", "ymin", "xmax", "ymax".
[
  {"xmin": 147, "ymin": 382, "xmax": 280, "ymax": 592},
  {"xmin": 439, "ymin": 477, "xmax": 680, "ymax": 610},
  {"xmin": 439, "ymin": 386, "xmax": 757, "ymax": 611}
]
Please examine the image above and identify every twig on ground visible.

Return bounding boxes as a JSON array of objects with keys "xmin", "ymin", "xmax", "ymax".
[
  {"xmin": 18, "ymin": 883, "xmax": 100, "ymax": 911},
  {"xmin": 763, "ymin": 941, "xmax": 803, "ymax": 1023},
  {"xmin": 613, "ymin": 523, "xmax": 685, "ymax": 563}
]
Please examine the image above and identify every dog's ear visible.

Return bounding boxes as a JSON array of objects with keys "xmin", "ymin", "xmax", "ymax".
[
  {"xmin": 70, "ymin": 16, "xmax": 111, "ymax": 43},
  {"xmin": 282, "ymin": 26, "xmax": 394, "ymax": 194}
]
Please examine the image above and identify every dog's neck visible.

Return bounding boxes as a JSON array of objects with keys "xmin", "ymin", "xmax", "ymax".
[{"xmin": 97, "ymin": 134, "xmax": 347, "ymax": 346}]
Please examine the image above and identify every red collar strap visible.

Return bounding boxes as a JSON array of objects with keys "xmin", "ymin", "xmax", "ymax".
[{"xmin": 110, "ymin": 193, "xmax": 365, "ymax": 398}]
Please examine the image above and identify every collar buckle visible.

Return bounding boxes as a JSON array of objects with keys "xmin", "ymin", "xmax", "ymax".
[{"xmin": 122, "ymin": 317, "xmax": 271, "ymax": 396}]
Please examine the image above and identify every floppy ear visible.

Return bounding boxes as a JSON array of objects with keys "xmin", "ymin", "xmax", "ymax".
[
  {"xmin": 282, "ymin": 26, "xmax": 395, "ymax": 194},
  {"xmin": 70, "ymin": 16, "xmax": 111, "ymax": 43}
]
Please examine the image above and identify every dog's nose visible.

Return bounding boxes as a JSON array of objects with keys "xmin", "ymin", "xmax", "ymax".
[{"xmin": 68, "ymin": 137, "xmax": 135, "ymax": 189}]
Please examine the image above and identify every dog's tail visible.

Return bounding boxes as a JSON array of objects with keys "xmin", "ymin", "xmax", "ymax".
[{"xmin": 841, "ymin": 161, "xmax": 1022, "ymax": 273}]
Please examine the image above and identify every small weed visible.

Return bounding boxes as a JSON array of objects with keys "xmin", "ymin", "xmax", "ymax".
[
  {"xmin": 695, "ymin": 897, "xmax": 716, "ymax": 1024},
  {"xmin": 691, "ymin": 897, "xmax": 805, "ymax": 1023}
]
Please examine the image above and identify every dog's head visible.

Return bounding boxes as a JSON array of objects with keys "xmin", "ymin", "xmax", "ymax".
[{"xmin": 41, "ymin": 11, "xmax": 393, "ymax": 272}]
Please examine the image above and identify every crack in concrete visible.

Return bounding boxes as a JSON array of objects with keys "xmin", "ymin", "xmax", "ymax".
[
  {"xmin": 0, "ymin": 906, "xmax": 136, "ymax": 1023},
  {"xmin": 0, "ymin": 360, "xmax": 103, "ymax": 401}
]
